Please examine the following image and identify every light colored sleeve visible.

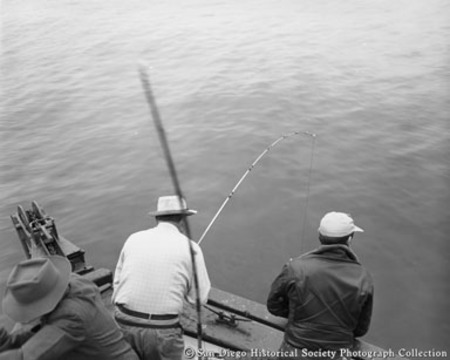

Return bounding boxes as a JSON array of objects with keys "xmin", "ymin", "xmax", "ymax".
[
  {"xmin": 186, "ymin": 242, "xmax": 211, "ymax": 305},
  {"xmin": 112, "ymin": 245, "xmax": 126, "ymax": 302}
]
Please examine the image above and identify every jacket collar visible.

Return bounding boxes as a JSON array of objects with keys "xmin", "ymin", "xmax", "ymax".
[{"xmin": 304, "ymin": 244, "xmax": 360, "ymax": 264}]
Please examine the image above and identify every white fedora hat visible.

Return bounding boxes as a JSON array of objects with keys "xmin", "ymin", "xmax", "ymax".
[{"xmin": 148, "ymin": 195, "xmax": 197, "ymax": 217}]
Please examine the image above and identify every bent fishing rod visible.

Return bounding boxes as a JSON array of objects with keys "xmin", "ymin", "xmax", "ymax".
[
  {"xmin": 198, "ymin": 130, "xmax": 317, "ymax": 246},
  {"xmin": 138, "ymin": 64, "xmax": 204, "ymax": 353}
]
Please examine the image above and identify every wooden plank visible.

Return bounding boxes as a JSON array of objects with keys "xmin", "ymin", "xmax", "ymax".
[
  {"xmin": 208, "ymin": 288, "xmax": 288, "ymax": 330},
  {"xmin": 181, "ymin": 306, "xmax": 283, "ymax": 352},
  {"xmin": 181, "ymin": 287, "xmax": 284, "ymax": 351}
]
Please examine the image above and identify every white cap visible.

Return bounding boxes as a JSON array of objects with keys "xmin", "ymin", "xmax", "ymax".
[{"xmin": 318, "ymin": 212, "xmax": 364, "ymax": 237}]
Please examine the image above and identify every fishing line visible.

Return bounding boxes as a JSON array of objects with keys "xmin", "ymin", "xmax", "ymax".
[
  {"xmin": 138, "ymin": 64, "xmax": 204, "ymax": 353},
  {"xmin": 198, "ymin": 130, "xmax": 317, "ymax": 246},
  {"xmin": 300, "ymin": 133, "xmax": 316, "ymax": 253}
]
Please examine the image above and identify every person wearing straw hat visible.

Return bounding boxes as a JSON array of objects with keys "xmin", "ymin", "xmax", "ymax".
[
  {"xmin": 112, "ymin": 195, "xmax": 211, "ymax": 360},
  {"xmin": 267, "ymin": 212, "xmax": 374, "ymax": 360},
  {"xmin": 0, "ymin": 256, "xmax": 139, "ymax": 360}
]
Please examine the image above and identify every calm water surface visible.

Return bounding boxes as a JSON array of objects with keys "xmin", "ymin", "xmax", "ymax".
[{"xmin": 1, "ymin": 0, "xmax": 449, "ymax": 353}]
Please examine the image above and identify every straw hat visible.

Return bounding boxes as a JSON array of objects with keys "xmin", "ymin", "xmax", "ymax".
[
  {"xmin": 2, "ymin": 256, "xmax": 71, "ymax": 323},
  {"xmin": 148, "ymin": 195, "xmax": 197, "ymax": 216},
  {"xmin": 318, "ymin": 212, "xmax": 364, "ymax": 237}
]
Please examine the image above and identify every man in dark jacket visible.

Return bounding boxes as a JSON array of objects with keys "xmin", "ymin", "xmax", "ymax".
[
  {"xmin": 0, "ymin": 256, "xmax": 139, "ymax": 360},
  {"xmin": 267, "ymin": 212, "xmax": 373, "ymax": 359}
]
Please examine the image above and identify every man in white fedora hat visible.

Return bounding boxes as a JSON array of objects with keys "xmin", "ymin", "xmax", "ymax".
[
  {"xmin": 112, "ymin": 195, "xmax": 211, "ymax": 360},
  {"xmin": 267, "ymin": 212, "xmax": 374, "ymax": 359},
  {"xmin": 0, "ymin": 255, "xmax": 138, "ymax": 360}
]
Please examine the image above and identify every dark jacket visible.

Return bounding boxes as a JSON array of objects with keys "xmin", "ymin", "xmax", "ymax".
[
  {"xmin": 267, "ymin": 244, "xmax": 373, "ymax": 351},
  {"xmin": 0, "ymin": 274, "xmax": 138, "ymax": 360}
]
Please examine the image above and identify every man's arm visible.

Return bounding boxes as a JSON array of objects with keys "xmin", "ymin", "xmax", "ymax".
[
  {"xmin": 112, "ymin": 247, "xmax": 126, "ymax": 302},
  {"xmin": 0, "ymin": 327, "xmax": 18, "ymax": 352},
  {"xmin": 0, "ymin": 325, "xmax": 39, "ymax": 352},
  {"xmin": 266, "ymin": 263, "xmax": 293, "ymax": 318},
  {"xmin": 1, "ymin": 308, "xmax": 86, "ymax": 360},
  {"xmin": 354, "ymin": 289, "xmax": 374, "ymax": 337},
  {"xmin": 186, "ymin": 243, "xmax": 211, "ymax": 305}
]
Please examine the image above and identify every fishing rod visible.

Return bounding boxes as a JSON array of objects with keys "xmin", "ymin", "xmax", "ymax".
[
  {"xmin": 198, "ymin": 130, "xmax": 317, "ymax": 245},
  {"xmin": 138, "ymin": 64, "xmax": 204, "ymax": 353}
]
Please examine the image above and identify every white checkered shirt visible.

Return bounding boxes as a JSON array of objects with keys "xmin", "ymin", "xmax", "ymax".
[{"xmin": 112, "ymin": 222, "xmax": 211, "ymax": 314}]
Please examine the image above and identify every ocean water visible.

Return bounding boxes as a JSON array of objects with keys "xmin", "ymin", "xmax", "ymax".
[{"xmin": 1, "ymin": 0, "xmax": 449, "ymax": 353}]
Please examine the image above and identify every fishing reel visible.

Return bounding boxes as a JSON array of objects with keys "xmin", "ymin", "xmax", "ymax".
[{"xmin": 204, "ymin": 305, "xmax": 252, "ymax": 328}]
